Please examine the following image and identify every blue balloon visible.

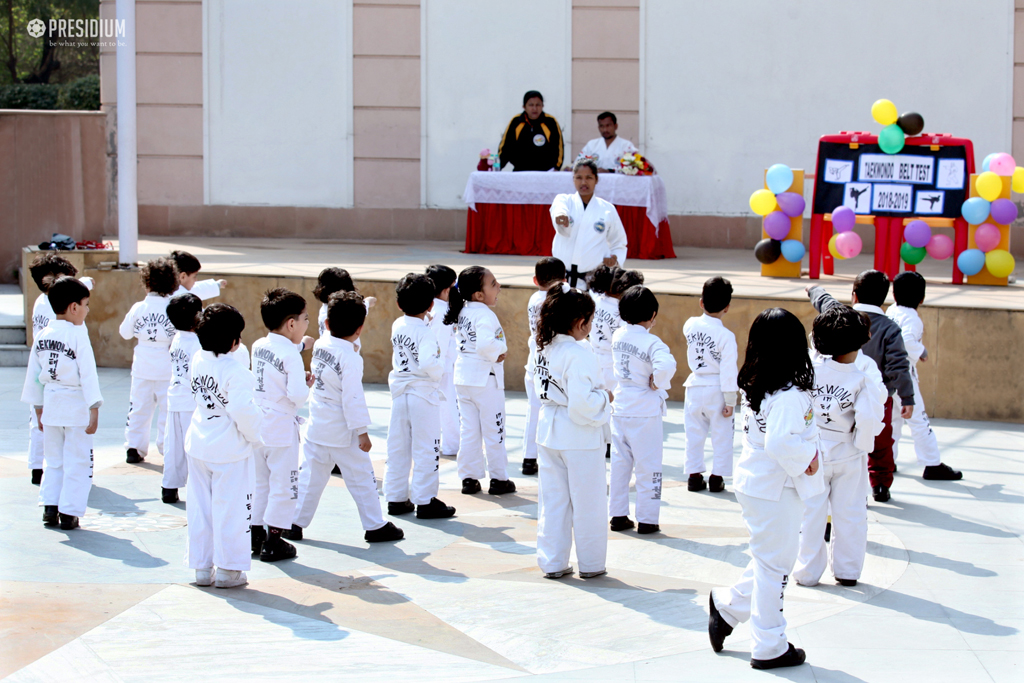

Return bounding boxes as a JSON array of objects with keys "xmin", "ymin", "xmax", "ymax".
[
  {"xmin": 957, "ymin": 248, "xmax": 986, "ymax": 276},
  {"xmin": 961, "ymin": 197, "xmax": 991, "ymax": 225},
  {"xmin": 982, "ymin": 153, "xmax": 998, "ymax": 173},
  {"xmin": 781, "ymin": 239, "xmax": 806, "ymax": 263},
  {"xmin": 766, "ymin": 164, "xmax": 794, "ymax": 195}
]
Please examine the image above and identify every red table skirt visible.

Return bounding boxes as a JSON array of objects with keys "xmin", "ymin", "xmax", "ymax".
[{"xmin": 465, "ymin": 204, "xmax": 675, "ymax": 260}]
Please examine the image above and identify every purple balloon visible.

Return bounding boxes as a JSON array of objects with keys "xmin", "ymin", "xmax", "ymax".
[
  {"xmin": 764, "ymin": 211, "xmax": 791, "ymax": 240},
  {"xmin": 904, "ymin": 220, "xmax": 932, "ymax": 249},
  {"xmin": 832, "ymin": 205, "xmax": 856, "ymax": 232},
  {"xmin": 775, "ymin": 192, "xmax": 806, "ymax": 218},
  {"xmin": 989, "ymin": 198, "xmax": 1018, "ymax": 225}
]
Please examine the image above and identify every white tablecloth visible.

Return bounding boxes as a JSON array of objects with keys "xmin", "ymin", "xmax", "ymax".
[{"xmin": 463, "ymin": 171, "xmax": 669, "ymax": 226}]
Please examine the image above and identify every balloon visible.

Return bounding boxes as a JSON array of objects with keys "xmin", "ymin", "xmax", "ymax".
[
  {"xmin": 974, "ymin": 223, "xmax": 1002, "ymax": 253},
  {"xmin": 754, "ymin": 238, "xmax": 782, "ymax": 264},
  {"xmin": 900, "ymin": 242, "xmax": 927, "ymax": 265},
  {"xmin": 763, "ymin": 211, "xmax": 791, "ymax": 240},
  {"xmin": 904, "ymin": 220, "xmax": 932, "ymax": 248},
  {"xmin": 926, "ymin": 234, "xmax": 954, "ymax": 260},
  {"xmin": 1013, "ymin": 167, "xmax": 1024, "ymax": 193},
  {"xmin": 981, "ymin": 153, "xmax": 997, "ymax": 173},
  {"xmin": 831, "ymin": 205, "xmax": 856, "ymax": 232},
  {"xmin": 781, "ymin": 239, "xmax": 806, "ymax": 263},
  {"xmin": 835, "ymin": 231, "xmax": 863, "ymax": 259},
  {"xmin": 871, "ymin": 99, "xmax": 898, "ymax": 126},
  {"xmin": 990, "ymin": 153, "xmax": 1016, "ymax": 176},
  {"xmin": 766, "ymin": 164, "xmax": 795, "ymax": 194},
  {"xmin": 775, "ymin": 192, "xmax": 806, "ymax": 218},
  {"xmin": 896, "ymin": 112, "xmax": 924, "ymax": 136},
  {"xmin": 990, "ymin": 198, "xmax": 1018, "ymax": 225},
  {"xmin": 976, "ymin": 171, "xmax": 1003, "ymax": 201},
  {"xmin": 957, "ymin": 249, "xmax": 986, "ymax": 276},
  {"xmin": 828, "ymin": 233, "xmax": 845, "ymax": 260},
  {"xmin": 878, "ymin": 124, "xmax": 905, "ymax": 154},
  {"xmin": 985, "ymin": 249, "xmax": 1016, "ymax": 278},
  {"xmin": 750, "ymin": 189, "xmax": 777, "ymax": 216},
  {"xmin": 961, "ymin": 197, "xmax": 991, "ymax": 224}
]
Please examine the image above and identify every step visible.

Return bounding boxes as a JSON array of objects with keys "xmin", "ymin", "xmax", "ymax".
[
  {"xmin": 0, "ymin": 325, "xmax": 27, "ymax": 345},
  {"xmin": 0, "ymin": 344, "xmax": 30, "ymax": 367}
]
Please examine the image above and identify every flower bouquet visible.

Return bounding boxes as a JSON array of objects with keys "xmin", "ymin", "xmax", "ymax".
[{"xmin": 618, "ymin": 153, "xmax": 655, "ymax": 176}]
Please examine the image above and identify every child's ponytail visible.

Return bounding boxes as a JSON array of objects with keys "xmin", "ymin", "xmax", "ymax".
[
  {"xmin": 536, "ymin": 284, "xmax": 595, "ymax": 351},
  {"xmin": 443, "ymin": 266, "xmax": 487, "ymax": 326}
]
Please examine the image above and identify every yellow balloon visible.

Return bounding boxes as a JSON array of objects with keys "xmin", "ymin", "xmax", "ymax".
[
  {"xmin": 1013, "ymin": 167, "xmax": 1024, "ymax": 194},
  {"xmin": 749, "ymin": 189, "xmax": 777, "ymax": 216},
  {"xmin": 976, "ymin": 171, "xmax": 1003, "ymax": 201},
  {"xmin": 985, "ymin": 249, "xmax": 1015, "ymax": 278},
  {"xmin": 871, "ymin": 99, "xmax": 898, "ymax": 126},
  {"xmin": 828, "ymin": 233, "xmax": 846, "ymax": 260}
]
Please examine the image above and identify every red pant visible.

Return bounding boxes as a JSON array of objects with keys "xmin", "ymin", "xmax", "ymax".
[{"xmin": 868, "ymin": 397, "xmax": 895, "ymax": 489}]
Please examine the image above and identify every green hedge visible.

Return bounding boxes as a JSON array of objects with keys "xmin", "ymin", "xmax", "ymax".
[{"xmin": 0, "ymin": 75, "xmax": 100, "ymax": 111}]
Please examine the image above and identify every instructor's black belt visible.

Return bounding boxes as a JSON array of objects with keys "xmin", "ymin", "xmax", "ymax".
[{"xmin": 567, "ymin": 265, "xmax": 591, "ymax": 289}]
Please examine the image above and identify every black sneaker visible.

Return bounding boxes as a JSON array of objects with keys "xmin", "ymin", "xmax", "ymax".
[
  {"xmin": 461, "ymin": 478, "xmax": 481, "ymax": 495},
  {"xmin": 161, "ymin": 487, "xmax": 179, "ymax": 504},
  {"xmin": 824, "ymin": 521, "xmax": 832, "ymax": 543},
  {"xmin": 708, "ymin": 475, "xmax": 725, "ymax": 493},
  {"xmin": 836, "ymin": 578, "xmax": 858, "ymax": 587},
  {"xmin": 260, "ymin": 526, "xmax": 297, "ymax": 562},
  {"xmin": 416, "ymin": 497, "xmax": 456, "ymax": 519},
  {"xmin": 58, "ymin": 513, "xmax": 79, "ymax": 530},
  {"xmin": 750, "ymin": 642, "xmax": 807, "ymax": 670},
  {"xmin": 281, "ymin": 524, "xmax": 303, "ymax": 541},
  {"xmin": 331, "ymin": 464, "xmax": 341, "ymax": 476},
  {"xmin": 872, "ymin": 485, "xmax": 890, "ymax": 503},
  {"xmin": 31, "ymin": 469, "xmax": 43, "ymax": 486},
  {"xmin": 388, "ymin": 500, "xmax": 415, "ymax": 516},
  {"xmin": 688, "ymin": 473, "xmax": 707, "ymax": 492},
  {"xmin": 605, "ymin": 444, "xmax": 611, "ymax": 459},
  {"xmin": 708, "ymin": 592, "xmax": 733, "ymax": 653},
  {"xmin": 365, "ymin": 521, "xmax": 404, "ymax": 543},
  {"xmin": 637, "ymin": 522, "xmax": 661, "ymax": 535},
  {"xmin": 488, "ymin": 479, "xmax": 517, "ymax": 495},
  {"xmin": 610, "ymin": 516, "xmax": 635, "ymax": 532},
  {"xmin": 42, "ymin": 505, "xmax": 59, "ymax": 526},
  {"xmin": 522, "ymin": 459, "xmax": 538, "ymax": 475},
  {"xmin": 126, "ymin": 448, "xmax": 144, "ymax": 464},
  {"xmin": 250, "ymin": 525, "xmax": 267, "ymax": 556},
  {"xmin": 923, "ymin": 463, "xmax": 963, "ymax": 481}
]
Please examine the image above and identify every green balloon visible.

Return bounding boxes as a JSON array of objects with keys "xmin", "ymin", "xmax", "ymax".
[
  {"xmin": 879, "ymin": 124, "xmax": 905, "ymax": 154},
  {"xmin": 901, "ymin": 242, "xmax": 927, "ymax": 265}
]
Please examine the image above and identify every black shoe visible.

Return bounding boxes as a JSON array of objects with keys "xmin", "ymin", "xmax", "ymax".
[
  {"xmin": 31, "ymin": 469, "xmax": 43, "ymax": 485},
  {"xmin": 58, "ymin": 513, "xmax": 79, "ymax": 530},
  {"xmin": 488, "ymin": 479, "xmax": 516, "ymax": 495},
  {"xmin": 836, "ymin": 578, "xmax": 858, "ymax": 587},
  {"xmin": 260, "ymin": 526, "xmax": 297, "ymax": 562},
  {"xmin": 824, "ymin": 521, "xmax": 832, "ymax": 543},
  {"xmin": 162, "ymin": 487, "xmax": 179, "ymax": 504},
  {"xmin": 461, "ymin": 478, "xmax": 481, "ymax": 495},
  {"xmin": 708, "ymin": 592, "xmax": 733, "ymax": 653},
  {"xmin": 688, "ymin": 473, "xmax": 707, "ymax": 492},
  {"xmin": 42, "ymin": 505, "xmax": 59, "ymax": 526},
  {"xmin": 750, "ymin": 643, "xmax": 806, "ymax": 670},
  {"xmin": 126, "ymin": 448, "xmax": 144, "ymax": 464},
  {"xmin": 388, "ymin": 500, "xmax": 415, "ymax": 516},
  {"xmin": 416, "ymin": 497, "xmax": 456, "ymax": 519},
  {"xmin": 708, "ymin": 475, "xmax": 725, "ymax": 493},
  {"xmin": 281, "ymin": 524, "xmax": 303, "ymax": 541},
  {"xmin": 605, "ymin": 443, "xmax": 611, "ymax": 459},
  {"xmin": 610, "ymin": 516, "xmax": 635, "ymax": 532},
  {"xmin": 923, "ymin": 463, "xmax": 963, "ymax": 481},
  {"xmin": 250, "ymin": 525, "xmax": 267, "ymax": 555},
  {"xmin": 365, "ymin": 521, "xmax": 404, "ymax": 543},
  {"xmin": 893, "ymin": 462, "xmax": 898, "ymax": 473},
  {"xmin": 872, "ymin": 485, "xmax": 890, "ymax": 503},
  {"xmin": 637, "ymin": 522, "xmax": 661, "ymax": 535},
  {"xmin": 331, "ymin": 464, "xmax": 341, "ymax": 476},
  {"xmin": 522, "ymin": 458, "xmax": 538, "ymax": 475}
]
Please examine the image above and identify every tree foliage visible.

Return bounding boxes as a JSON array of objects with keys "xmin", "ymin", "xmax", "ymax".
[{"xmin": 1, "ymin": 0, "xmax": 100, "ymax": 85}]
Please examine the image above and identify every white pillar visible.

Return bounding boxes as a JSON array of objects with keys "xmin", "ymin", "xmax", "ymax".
[{"xmin": 116, "ymin": 0, "xmax": 138, "ymax": 266}]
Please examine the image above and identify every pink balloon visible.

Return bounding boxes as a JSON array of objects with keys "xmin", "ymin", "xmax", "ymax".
[
  {"xmin": 925, "ymin": 234, "xmax": 954, "ymax": 260},
  {"xmin": 904, "ymin": 220, "xmax": 932, "ymax": 248},
  {"xmin": 831, "ymin": 205, "xmax": 856, "ymax": 232},
  {"xmin": 835, "ymin": 231, "xmax": 863, "ymax": 259},
  {"xmin": 764, "ymin": 211, "xmax": 791, "ymax": 240},
  {"xmin": 989, "ymin": 198, "xmax": 1018, "ymax": 225},
  {"xmin": 974, "ymin": 223, "xmax": 1002, "ymax": 252},
  {"xmin": 775, "ymin": 192, "xmax": 806, "ymax": 218},
  {"xmin": 990, "ymin": 153, "xmax": 1016, "ymax": 176}
]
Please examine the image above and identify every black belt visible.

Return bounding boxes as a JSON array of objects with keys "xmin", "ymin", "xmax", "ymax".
[{"xmin": 567, "ymin": 265, "xmax": 591, "ymax": 289}]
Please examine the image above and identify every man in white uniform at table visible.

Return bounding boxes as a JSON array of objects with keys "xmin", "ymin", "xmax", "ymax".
[
  {"xmin": 550, "ymin": 158, "xmax": 628, "ymax": 289},
  {"xmin": 577, "ymin": 112, "xmax": 638, "ymax": 172}
]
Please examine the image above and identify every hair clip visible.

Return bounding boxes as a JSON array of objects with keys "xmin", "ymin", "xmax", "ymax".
[{"xmin": 561, "ymin": 282, "xmax": 572, "ymax": 293}]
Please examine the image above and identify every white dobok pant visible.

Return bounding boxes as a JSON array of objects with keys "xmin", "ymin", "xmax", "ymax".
[
  {"xmin": 684, "ymin": 386, "xmax": 735, "ymax": 476},
  {"xmin": 29, "ymin": 409, "xmax": 44, "ymax": 470},
  {"xmin": 892, "ymin": 375, "xmax": 941, "ymax": 467},
  {"xmin": 537, "ymin": 445, "xmax": 608, "ymax": 574},
  {"xmin": 124, "ymin": 377, "xmax": 169, "ymax": 456},
  {"xmin": 456, "ymin": 375, "xmax": 509, "ymax": 482},
  {"xmin": 162, "ymin": 410, "xmax": 192, "ymax": 490},
  {"xmin": 385, "ymin": 393, "xmax": 440, "ymax": 506},
  {"xmin": 293, "ymin": 440, "xmax": 385, "ymax": 532},
  {"xmin": 186, "ymin": 455, "xmax": 252, "ymax": 571},
  {"xmin": 522, "ymin": 371, "xmax": 541, "ymax": 461},
  {"xmin": 253, "ymin": 442, "xmax": 300, "ymax": 529},
  {"xmin": 609, "ymin": 415, "xmax": 664, "ymax": 524},
  {"xmin": 712, "ymin": 488, "xmax": 803, "ymax": 661},
  {"xmin": 41, "ymin": 425, "xmax": 93, "ymax": 517},
  {"xmin": 793, "ymin": 455, "xmax": 869, "ymax": 585},
  {"xmin": 440, "ymin": 369, "xmax": 461, "ymax": 456}
]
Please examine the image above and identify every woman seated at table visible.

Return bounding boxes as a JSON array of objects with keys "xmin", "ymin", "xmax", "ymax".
[
  {"xmin": 498, "ymin": 90, "xmax": 564, "ymax": 172},
  {"xmin": 550, "ymin": 158, "xmax": 628, "ymax": 289}
]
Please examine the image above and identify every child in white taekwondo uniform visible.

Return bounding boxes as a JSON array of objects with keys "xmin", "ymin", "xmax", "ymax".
[
  {"xmin": 22, "ymin": 277, "xmax": 102, "ymax": 531},
  {"xmin": 250, "ymin": 289, "xmax": 316, "ymax": 562},
  {"xmin": 793, "ymin": 307, "xmax": 884, "ymax": 588},
  {"xmin": 184, "ymin": 304, "xmax": 261, "ymax": 589},
  {"xmin": 385, "ymin": 274, "xmax": 457, "ymax": 520},
  {"xmin": 609, "ymin": 286, "xmax": 677, "ymax": 535},
  {"xmin": 683, "ymin": 277, "xmax": 739, "ymax": 494},
  {"xmin": 887, "ymin": 272, "xmax": 961, "ymax": 481},
  {"xmin": 312, "ymin": 267, "xmax": 377, "ymax": 339},
  {"xmin": 709, "ymin": 308, "xmax": 823, "ymax": 671},
  {"xmin": 119, "ymin": 257, "xmax": 178, "ymax": 464},
  {"xmin": 521, "ymin": 257, "xmax": 566, "ymax": 476},
  {"xmin": 532, "ymin": 285, "xmax": 612, "ymax": 579},
  {"xmin": 591, "ymin": 269, "xmax": 644, "ymax": 393},
  {"xmin": 170, "ymin": 250, "xmax": 227, "ymax": 301},
  {"xmin": 25, "ymin": 254, "xmax": 93, "ymax": 485},
  {"xmin": 425, "ymin": 265, "xmax": 460, "ymax": 458},
  {"xmin": 444, "ymin": 266, "xmax": 517, "ymax": 496},
  {"xmin": 289, "ymin": 292, "xmax": 404, "ymax": 543},
  {"xmin": 161, "ymin": 293, "xmax": 203, "ymax": 504}
]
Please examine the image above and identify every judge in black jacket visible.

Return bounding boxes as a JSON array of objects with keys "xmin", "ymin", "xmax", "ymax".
[{"xmin": 498, "ymin": 91, "xmax": 564, "ymax": 172}]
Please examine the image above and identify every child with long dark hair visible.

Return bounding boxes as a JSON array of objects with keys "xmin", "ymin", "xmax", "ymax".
[{"xmin": 709, "ymin": 308, "xmax": 822, "ymax": 670}]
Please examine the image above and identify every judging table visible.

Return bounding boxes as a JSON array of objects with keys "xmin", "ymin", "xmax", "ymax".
[{"xmin": 463, "ymin": 171, "xmax": 676, "ymax": 260}]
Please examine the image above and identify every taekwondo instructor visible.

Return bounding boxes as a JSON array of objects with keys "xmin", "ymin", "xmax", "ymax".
[{"xmin": 550, "ymin": 157, "xmax": 628, "ymax": 289}]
